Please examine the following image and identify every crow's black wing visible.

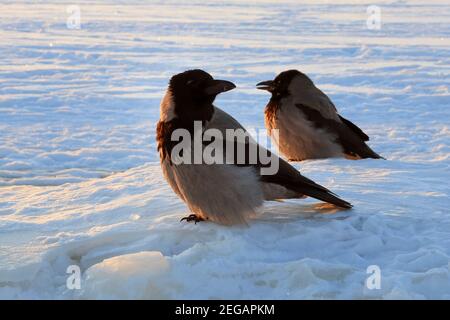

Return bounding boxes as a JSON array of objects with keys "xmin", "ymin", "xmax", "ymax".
[
  {"xmin": 338, "ymin": 115, "xmax": 369, "ymax": 141},
  {"xmin": 296, "ymin": 104, "xmax": 382, "ymax": 159},
  {"xmin": 207, "ymin": 107, "xmax": 352, "ymax": 208}
]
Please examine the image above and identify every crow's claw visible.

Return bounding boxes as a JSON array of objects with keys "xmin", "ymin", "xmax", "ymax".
[{"xmin": 180, "ymin": 214, "xmax": 205, "ymax": 224}]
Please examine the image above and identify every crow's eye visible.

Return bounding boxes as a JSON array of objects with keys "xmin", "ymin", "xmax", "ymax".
[{"xmin": 186, "ymin": 79, "xmax": 196, "ymax": 86}]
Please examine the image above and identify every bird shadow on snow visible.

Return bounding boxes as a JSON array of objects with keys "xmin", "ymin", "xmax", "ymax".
[{"xmin": 254, "ymin": 200, "xmax": 352, "ymax": 223}]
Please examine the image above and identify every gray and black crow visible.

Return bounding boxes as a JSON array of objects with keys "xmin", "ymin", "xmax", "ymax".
[
  {"xmin": 257, "ymin": 70, "xmax": 383, "ymax": 161},
  {"xmin": 157, "ymin": 69, "xmax": 352, "ymax": 225}
]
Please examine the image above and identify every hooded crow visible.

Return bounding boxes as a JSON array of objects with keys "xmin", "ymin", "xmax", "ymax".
[
  {"xmin": 257, "ymin": 70, "xmax": 383, "ymax": 161},
  {"xmin": 157, "ymin": 69, "xmax": 352, "ymax": 225}
]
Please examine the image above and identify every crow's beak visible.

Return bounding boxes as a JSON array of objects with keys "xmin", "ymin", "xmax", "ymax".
[
  {"xmin": 204, "ymin": 79, "xmax": 236, "ymax": 95},
  {"xmin": 256, "ymin": 80, "xmax": 274, "ymax": 91}
]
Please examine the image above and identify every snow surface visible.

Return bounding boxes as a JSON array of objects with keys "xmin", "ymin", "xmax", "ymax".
[{"xmin": 0, "ymin": 0, "xmax": 449, "ymax": 299}]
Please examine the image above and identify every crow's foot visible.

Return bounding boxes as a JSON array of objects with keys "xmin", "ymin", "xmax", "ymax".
[{"xmin": 180, "ymin": 214, "xmax": 205, "ymax": 224}]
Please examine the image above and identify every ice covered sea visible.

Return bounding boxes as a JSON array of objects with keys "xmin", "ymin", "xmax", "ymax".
[{"xmin": 0, "ymin": 0, "xmax": 449, "ymax": 299}]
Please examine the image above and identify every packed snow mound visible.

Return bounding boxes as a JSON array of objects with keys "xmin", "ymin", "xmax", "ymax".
[
  {"xmin": 81, "ymin": 251, "xmax": 170, "ymax": 299},
  {"xmin": 0, "ymin": 0, "xmax": 449, "ymax": 299}
]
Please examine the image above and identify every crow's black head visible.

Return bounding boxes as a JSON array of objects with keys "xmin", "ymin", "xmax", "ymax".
[
  {"xmin": 169, "ymin": 69, "xmax": 236, "ymax": 112},
  {"xmin": 257, "ymin": 69, "xmax": 313, "ymax": 100}
]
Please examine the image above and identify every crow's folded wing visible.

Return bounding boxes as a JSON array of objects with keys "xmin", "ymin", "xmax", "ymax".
[
  {"xmin": 295, "ymin": 104, "xmax": 382, "ymax": 159},
  {"xmin": 206, "ymin": 107, "xmax": 352, "ymax": 208},
  {"xmin": 338, "ymin": 115, "xmax": 369, "ymax": 141}
]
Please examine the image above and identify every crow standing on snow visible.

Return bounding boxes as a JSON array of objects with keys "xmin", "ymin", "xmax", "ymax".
[
  {"xmin": 257, "ymin": 70, "xmax": 383, "ymax": 161},
  {"xmin": 157, "ymin": 69, "xmax": 351, "ymax": 225}
]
